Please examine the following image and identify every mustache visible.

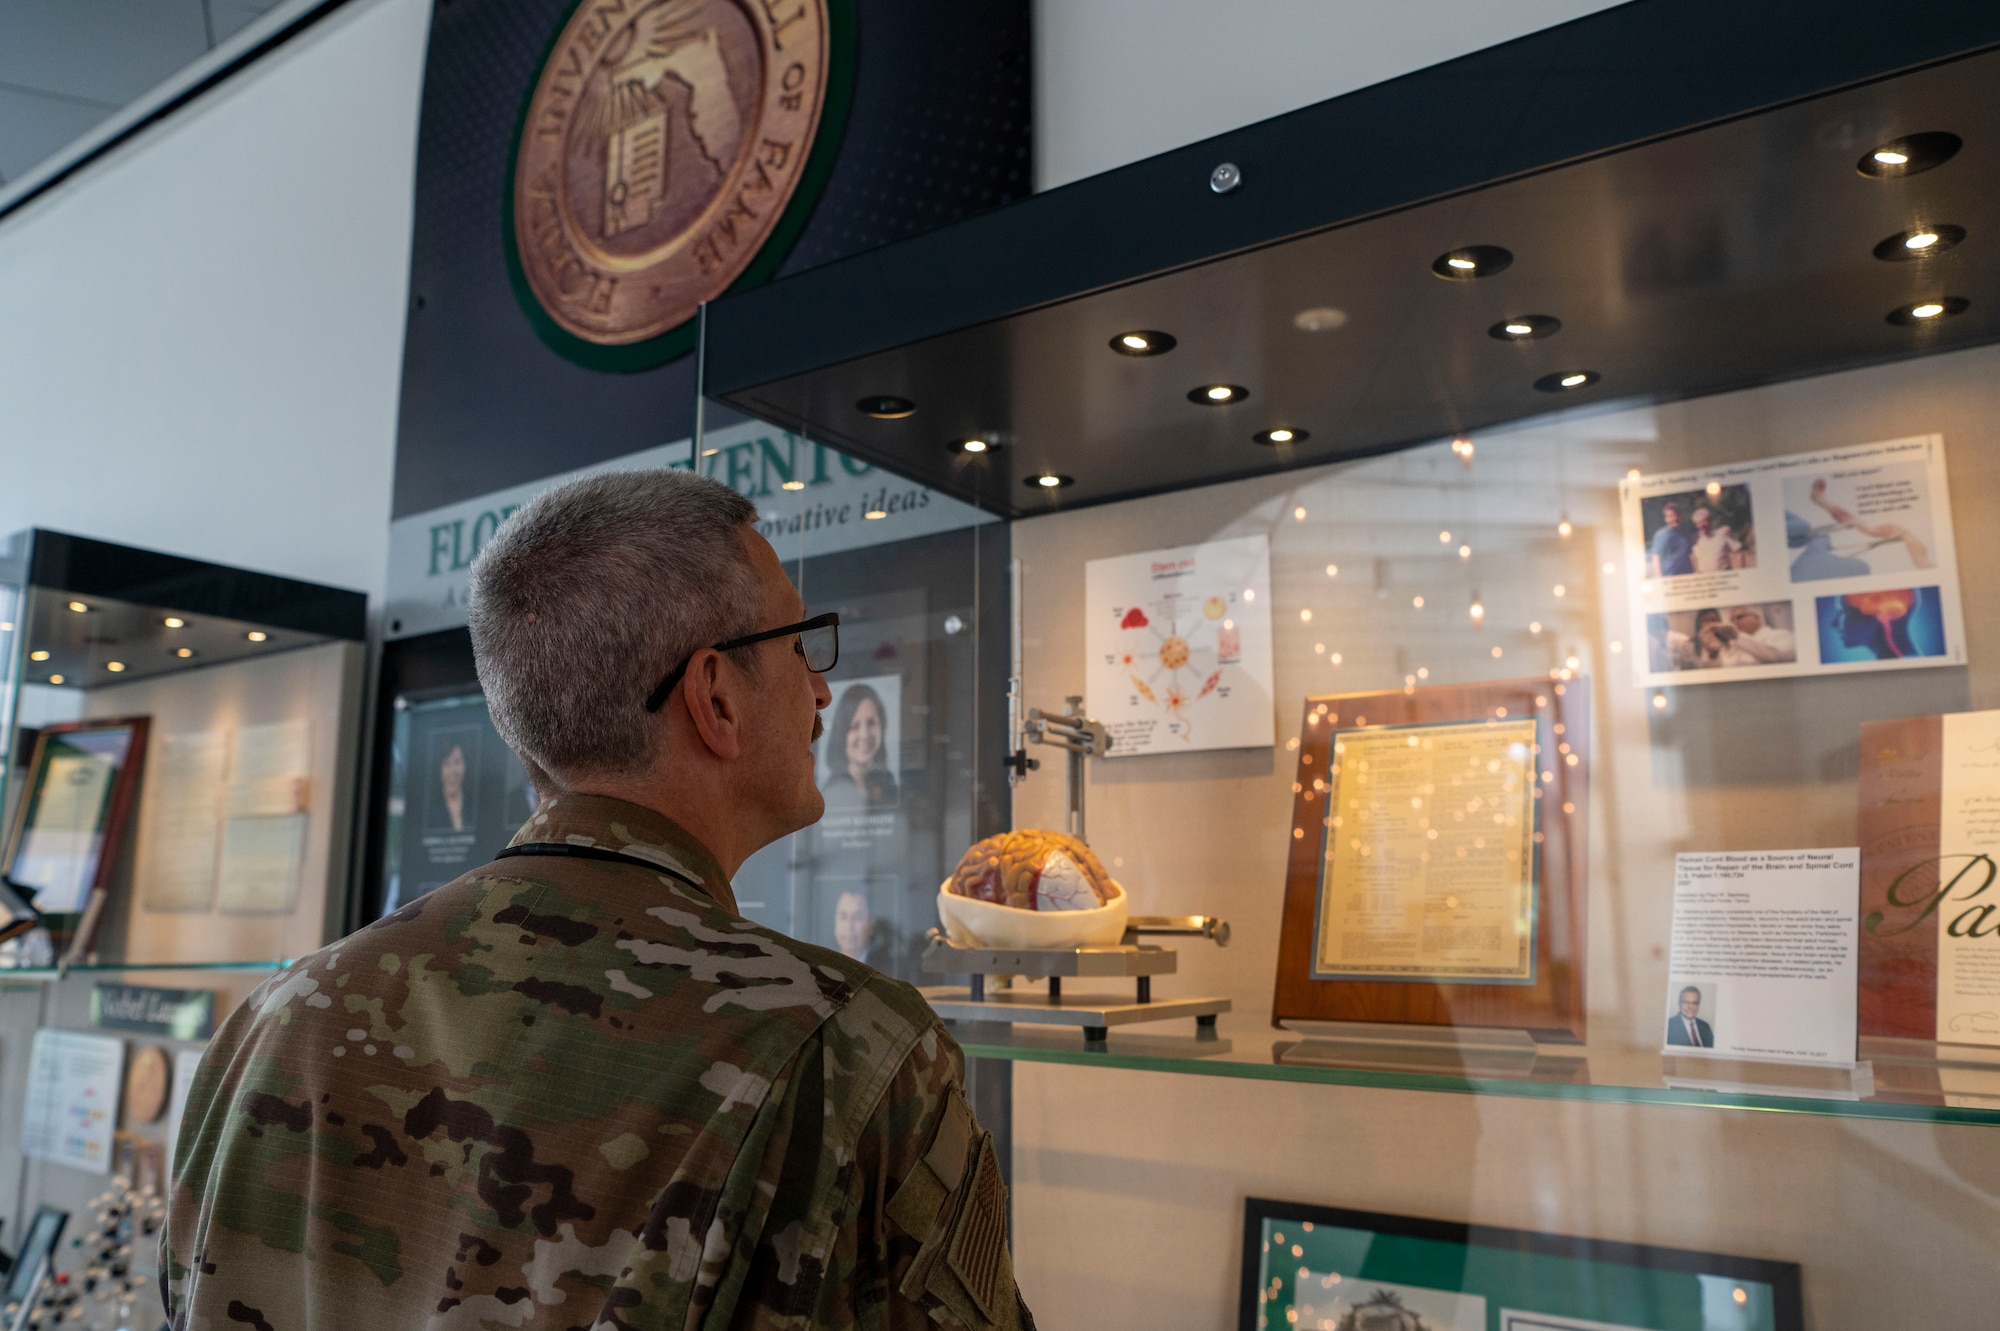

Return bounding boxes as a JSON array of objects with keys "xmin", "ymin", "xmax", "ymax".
[{"xmin": 812, "ymin": 713, "xmax": 824, "ymax": 743}]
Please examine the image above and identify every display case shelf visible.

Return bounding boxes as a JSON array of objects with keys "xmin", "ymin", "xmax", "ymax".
[
  {"xmin": 951, "ymin": 1013, "xmax": 2000, "ymax": 1127},
  {"xmin": 0, "ymin": 958, "xmax": 291, "ymax": 984}
]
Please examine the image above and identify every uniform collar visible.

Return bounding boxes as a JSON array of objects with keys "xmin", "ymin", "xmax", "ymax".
[{"xmin": 508, "ymin": 793, "xmax": 739, "ymax": 914}]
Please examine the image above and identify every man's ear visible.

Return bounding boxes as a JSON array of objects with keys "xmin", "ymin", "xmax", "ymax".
[{"xmin": 678, "ymin": 649, "xmax": 744, "ymax": 760}]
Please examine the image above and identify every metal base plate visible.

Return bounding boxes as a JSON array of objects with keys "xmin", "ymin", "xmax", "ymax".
[
  {"xmin": 923, "ymin": 986, "xmax": 1229, "ymax": 1035},
  {"xmin": 922, "ymin": 937, "xmax": 1179, "ymax": 979}
]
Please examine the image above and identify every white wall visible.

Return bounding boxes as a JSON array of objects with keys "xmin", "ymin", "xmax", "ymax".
[
  {"xmin": 0, "ymin": 0, "xmax": 430, "ymax": 597},
  {"xmin": 1033, "ymin": 0, "xmax": 1624, "ymax": 190}
]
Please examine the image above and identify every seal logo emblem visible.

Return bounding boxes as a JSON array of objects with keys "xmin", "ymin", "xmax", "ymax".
[{"xmin": 512, "ymin": 0, "xmax": 829, "ymax": 349}]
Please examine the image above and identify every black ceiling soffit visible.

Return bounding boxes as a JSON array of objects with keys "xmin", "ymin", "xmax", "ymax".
[{"xmin": 704, "ymin": 0, "xmax": 2000, "ymax": 519}]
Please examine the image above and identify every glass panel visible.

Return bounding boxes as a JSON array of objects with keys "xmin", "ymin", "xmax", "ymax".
[
  {"xmin": 692, "ymin": 366, "xmax": 1011, "ymax": 982},
  {"xmin": 988, "ymin": 354, "xmax": 2000, "ymax": 1124}
]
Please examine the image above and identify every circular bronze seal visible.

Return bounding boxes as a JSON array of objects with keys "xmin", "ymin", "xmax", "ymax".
[{"xmin": 512, "ymin": 0, "xmax": 829, "ymax": 347}]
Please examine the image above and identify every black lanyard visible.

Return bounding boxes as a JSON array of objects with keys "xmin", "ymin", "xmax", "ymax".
[{"xmin": 495, "ymin": 842, "xmax": 709, "ymax": 897}]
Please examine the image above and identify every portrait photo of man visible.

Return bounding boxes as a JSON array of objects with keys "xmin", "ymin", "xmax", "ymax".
[{"xmin": 1666, "ymin": 984, "xmax": 1716, "ymax": 1049}]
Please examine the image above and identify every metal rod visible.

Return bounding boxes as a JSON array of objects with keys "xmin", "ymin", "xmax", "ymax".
[{"xmin": 690, "ymin": 301, "xmax": 708, "ymax": 472}]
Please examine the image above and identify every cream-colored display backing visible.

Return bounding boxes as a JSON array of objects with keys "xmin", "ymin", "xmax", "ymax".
[
  {"xmin": 1008, "ymin": 342, "xmax": 2000, "ymax": 1328},
  {"xmin": 1316, "ymin": 720, "xmax": 1536, "ymax": 982},
  {"xmin": 84, "ymin": 640, "xmax": 364, "ymax": 964}
]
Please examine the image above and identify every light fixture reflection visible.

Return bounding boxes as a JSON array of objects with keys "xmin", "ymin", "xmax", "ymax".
[
  {"xmin": 864, "ymin": 509, "xmax": 887, "ymax": 520},
  {"xmin": 176, "ymin": 648, "xmax": 195, "ymax": 659},
  {"xmin": 67, "ymin": 600, "xmax": 88, "ymax": 613},
  {"xmin": 29, "ymin": 650, "xmax": 49, "ymax": 661},
  {"xmin": 164, "ymin": 616, "xmax": 186, "ymax": 629},
  {"xmin": 1190, "ymin": 384, "xmax": 1248, "ymax": 404},
  {"xmin": 959, "ymin": 438, "xmax": 988, "ymax": 453},
  {"xmin": 246, "ymin": 631, "xmax": 268, "ymax": 642},
  {"xmin": 781, "ymin": 480, "xmax": 806, "ymax": 491},
  {"xmin": 1557, "ymin": 517, "xmax": 1574, "ymax": 538},
  {"xmin": 48, "ymin": 674, "xmax": 63, "ymax": 684},
  {"xmin": 1110, "ymin": 330, "xmax": 1175, "ymax": 357},
  {"xmin": 1885, "ymin": 295, "xmax": 1972, "ymax": 325},
  {"xmin": 106, "ymin": 661, "xmax": 125, "ymax": 672},
  {"xmin": 1027, "ymin": 473, "xmax": 1074, "ymax": 490}
]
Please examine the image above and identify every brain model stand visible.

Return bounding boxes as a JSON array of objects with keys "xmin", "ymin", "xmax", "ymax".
[{"xmin": 922, "ymin": 697, "xmax": 1233, "ymax": 1043}]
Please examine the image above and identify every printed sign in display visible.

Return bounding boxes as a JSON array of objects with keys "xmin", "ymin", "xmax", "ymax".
[
  {"xmin": 90, "ymin": 984, "xmax": 216, "ymax": 1041},
  {"xmin": 1663, "ymin": 850, "xmax": 1860, "ymax": 1065},
  {"xmin": 22, "ymin": 1030, "xmax": 124, "ymax": 1174},
  {"xmin": 1621, "ymin": 435, "xmax": 1964, "ymax": 686},
  {"xmin": 1085, "ymin": 534, "xmax": 1275, "ymax": 756}
]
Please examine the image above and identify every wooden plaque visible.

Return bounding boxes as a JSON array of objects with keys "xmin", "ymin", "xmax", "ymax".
[{"xmin": 1272, "ymin": 678, "xmax": 1588, "ymax": 1041}]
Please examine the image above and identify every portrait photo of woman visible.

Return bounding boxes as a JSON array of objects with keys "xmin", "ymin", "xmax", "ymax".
[{"xmin": 820, "ymin": 677, "xmax": 900, "ymax": 811}]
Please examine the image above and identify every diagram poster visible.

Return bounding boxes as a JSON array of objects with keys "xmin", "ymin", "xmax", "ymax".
[
  {"xmin": 23, "ymin": 1030, "xmax": 123, "ymax": 1174},
  {"xmin": 1621, "ymin": 434, "xmax": 1964, "ymax": 687},
  {"xmin": 1086, "ymin": 534, "xmax": 1274, "ymax": 756}
]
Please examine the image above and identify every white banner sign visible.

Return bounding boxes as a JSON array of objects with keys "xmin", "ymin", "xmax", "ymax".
[{"xmin": 385, "ymin": 421, "xmax": 993, "ymax": 639}]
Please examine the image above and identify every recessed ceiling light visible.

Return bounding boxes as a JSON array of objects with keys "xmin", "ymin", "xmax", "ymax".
[
  {"xmin": 1027, "ymin": 473, "xmax": 1074, "ymax": 489},
  {"xmin": 952, "ymin": 437, "xmax": 998, "ymax": 455},
  {"xmin": 1886, "ymin": 296, "xmax": 1969, "ymax": 325},
  {"xmin": 163, "ymin": 616, "xmax": 186, "ymax": 629},
  {"xmin": 855, "ymin": 395, "xmax": 916, "ymax": 419},
  {"xmin": 1188, "ymin": 384, "xmax": 1248, "ymax": 405},
  {"xmin": 1856, "ymin": 132, "xmax": 1962, "ymax": 178},
  {"xmin": 781, "ymin": 479, "xmax": 806, "ymax": 490},
  {"xmin": 175, "ymin": 647, "xmax": 195, "ymax": 658},
  {"xmin": 66, "ymin": 600, "xmax": 88, "ymax": 613},
  {"xmin": 1291, "ymin": 307, "xmax": 1348, "ymax": 332},
  {"xmin": 1253, "ymin": 427, "xmax": 1310, "ymax": 446},
  {"xmin": 48, "ymin": 674, "xmax": 63, "ymax": 685},
  {"xmin": 1488, "ymin": 314, "xmax": 1561, "ymax": 341},
  {"xmin": 1109, "ymin": 330, "xmax": 1176, "ymax": 356},
  {"xmin": 246, "ymin": 630, "xmax": 269, "ymax": 642},
  {"xmin": 1873, "ymin": 224, "xmax": 1965, "ymax": 261},
  {"xmin": 1534, "ymin": 370, "xmax": 1601, "ymax": 393},
  {"xmin": 1431, "ymin": 246, "xmax": 1513, "ymax": 280},
  {"xmin": 106, "ymin": 661, "xmax": 125, "ymax": 672},
  {"xmin": 29, "ymin": 650, "xmax": 49, "ymax": 662}
]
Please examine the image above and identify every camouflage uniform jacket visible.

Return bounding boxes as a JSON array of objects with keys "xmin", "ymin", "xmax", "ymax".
[{"xmin": 164, "ymin": 794, "xmax": 1030, "ymax": 1331}]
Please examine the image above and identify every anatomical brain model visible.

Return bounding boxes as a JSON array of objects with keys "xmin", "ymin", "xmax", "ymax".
[
  {"xmin": 938, "ymin": 830, "xmax": 1129, "ymax": 948},
  {"xmin": 949, "ymin": 829, "xmax": 1114, "ymax": 911}
]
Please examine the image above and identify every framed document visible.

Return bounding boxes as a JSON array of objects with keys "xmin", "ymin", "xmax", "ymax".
[
  {"xmin": 1239, "ymin": 1198, "xmax": 1803, "ymax": 1331},
  {"xmin": 1273, "ymin": 680, "xmax": 1588, "ymax": 1041},
  {"xmin": 3, "ymin": 718, "xmax": 150, "ymax": 943}
]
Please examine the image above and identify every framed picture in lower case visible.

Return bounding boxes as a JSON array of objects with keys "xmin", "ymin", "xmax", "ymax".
[
  {"xmin": 1273, "ymin": 680, "xmax": 1588, "ymax": 1041},
  {"xmin": 1240, "ymin": 1199, "xmax": 1803, "ymax": 1331}
]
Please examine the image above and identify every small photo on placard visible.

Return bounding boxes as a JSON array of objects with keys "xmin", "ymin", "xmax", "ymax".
[
  {"xmin": 1781, "ymin": 461, "xmax": 1940, "ymax": 582},
  {"xmin": 1645, "ymin": 602, "xmax": 1797, "ymax": 674},
  {"xmin": 1640, "ymin": 484, "xmax": 1758, "ymax": 578},
  {"xmin": 1665, "ymin": 978, "xmax": 1721, "ymax": 1050},
  {"xmin": 1813, "ymin": 587, "xmax": 1947, "ymax": 663}
]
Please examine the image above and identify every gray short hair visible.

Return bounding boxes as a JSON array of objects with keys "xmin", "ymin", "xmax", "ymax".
[{"xmin": 468, "ymin": 468, "xmax": 761, "ymax": 787}]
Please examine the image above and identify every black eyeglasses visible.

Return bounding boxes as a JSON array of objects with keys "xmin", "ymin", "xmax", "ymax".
[{"xmin": 644, "ymin": 612, "xmax": 840, "ymax": 713}]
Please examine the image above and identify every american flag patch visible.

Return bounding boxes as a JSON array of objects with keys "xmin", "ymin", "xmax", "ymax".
[{"xmin": 947, "ymin": 1135, "xmax": 1008, "ymax": 1320}]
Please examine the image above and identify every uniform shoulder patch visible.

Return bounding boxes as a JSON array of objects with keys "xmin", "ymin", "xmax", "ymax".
[{"xmin": 945, "ymin": 1134, "xmax": 1008, "ymax": 1322}]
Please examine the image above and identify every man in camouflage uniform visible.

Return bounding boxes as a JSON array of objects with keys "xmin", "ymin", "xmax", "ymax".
[{"xmin": 164, "ymin": 471, "xmax": 1032, "ymax": 1331}]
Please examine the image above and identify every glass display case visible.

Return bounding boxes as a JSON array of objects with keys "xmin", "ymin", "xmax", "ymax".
[
  {"xmin": 0, "ymin": 530, "xmax": 364, "ymax": 1329},
  {"xmin": 691, "ymin": 5, "xmax": 2000, "ymax": 1325}
]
